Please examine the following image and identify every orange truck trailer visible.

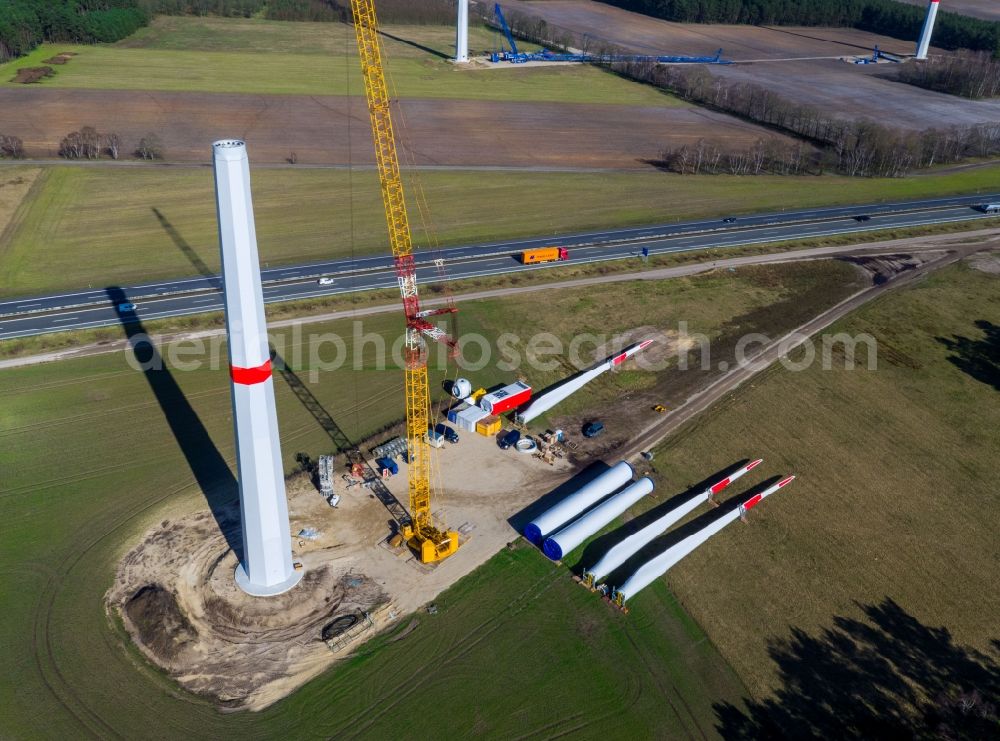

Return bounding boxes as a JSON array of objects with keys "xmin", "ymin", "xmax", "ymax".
[{"xmin": 520, "ymin": 246, "xmax": 569, "ymax": 264}]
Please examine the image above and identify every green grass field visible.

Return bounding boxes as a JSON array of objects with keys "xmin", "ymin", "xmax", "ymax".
[
  {"xmin": 0, "ymin": 17, "xmax": 669, "ymax": 104},
  {"xmin": 117, "ymin": 16, "xmax": 507, "ymax": 57},
  {"xmin": 0, "ymin": 262, "xmax": 867, "ymax": 736},
  {"xmin": 2, "ymin": 163, "xmax": 999, "ymax": 298},
  {"xmin": 633, "ymin": 260, "xmax": 1000, "ymax": 724}
]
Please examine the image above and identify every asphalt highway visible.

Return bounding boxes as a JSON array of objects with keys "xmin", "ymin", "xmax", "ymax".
[{"xmin": 1, "ymin": 193, "xmax": 997, "ymax": 340}]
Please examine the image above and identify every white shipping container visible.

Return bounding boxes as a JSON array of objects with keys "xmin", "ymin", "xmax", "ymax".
[{"xmin": 455, "ymin": 405, "xmax": 489, "ymax": 432}]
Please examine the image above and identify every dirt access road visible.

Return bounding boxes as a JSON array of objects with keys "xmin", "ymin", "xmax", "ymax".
[
  {"xmin": 507, "ymin": 0, "xmax": 1000, "ymax": 130},
  {"xmin": 0, "ymin": 88, "xmax": 787, "ymax": 169},
  {"xmin": 621, "ymin": 237, "xmax": 1000, "ymax": 460}
]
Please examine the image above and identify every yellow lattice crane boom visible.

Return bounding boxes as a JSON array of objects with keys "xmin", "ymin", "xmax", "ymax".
[{"xmin": 350, "ymin": 0, "xmax": 460, "ymax": 563}]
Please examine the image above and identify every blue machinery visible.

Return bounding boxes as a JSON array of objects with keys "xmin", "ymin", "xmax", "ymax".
[{"xmin": 489, "ymin": 3, "xmax": 731, "ymax": 65}]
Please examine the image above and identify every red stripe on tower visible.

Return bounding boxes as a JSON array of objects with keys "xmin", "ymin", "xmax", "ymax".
[{"xmin": 231, "ymin": 359, "xmax": 272, "ymax": 385}]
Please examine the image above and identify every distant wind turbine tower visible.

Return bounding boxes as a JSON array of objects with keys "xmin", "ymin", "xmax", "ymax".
[
  {"xmin": 455, "ymin": 0, "xmax": 469, "ymax": 63},
  {"xmin": 916, "ymin": 0, "xmax": 940, "ymax": 60},
  {"xmin": 212, "ymin": 139, "xmax": 302, "ymax": 597}
]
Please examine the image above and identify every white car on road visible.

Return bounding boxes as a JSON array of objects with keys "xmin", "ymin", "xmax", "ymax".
[{"xmin": 318, "ymin": 277, "xmax": 335, "ymax": 285}]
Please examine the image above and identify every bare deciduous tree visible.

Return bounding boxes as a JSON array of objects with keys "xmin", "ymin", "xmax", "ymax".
[
  {"xmin": 79, "ymin": 126, "xmax": 100, "ymax": 159},
  {"xmin": 59, "ymin": 131, "xmax": 84, "ymax": 159},
  {"xmin": 0, "ymin": 134, "xmax": 24, "ymax": 159},
  {"xmin": 103, "ymin": 132, "xmax": 121, "ymax": 160},
  {"xmin": 135, "ymin": 133, "xmax": 164, "ymax": 161}
]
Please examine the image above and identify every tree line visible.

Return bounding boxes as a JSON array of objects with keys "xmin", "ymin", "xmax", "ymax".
[
  {"xmin": 657, "ymin": 139, "xmax": 812, "ymax": 176},
  {"xmin": 0, "ymin": 1, "xmax": 149, "ymax": 63},
  {"xmin": 137, "ymin": 0, "xmax": 264, "ymax": 17},
  {"xmin": 40, "ymin": 127, "xmax": 164, "ymax": 160},
  {"xmin": 1, "ymin": 1, "xmax": 460, "ymax": 64},
  {"xmin": 596, "ymin": 0, "xmax": 1000, "ymax": 56},
  {"xmin": 646, "ymin": 64, "xmax": 1000, "ymax": 177},
  {"xmin": 896, "ymin": 50, "xmax": 1000, "ymax": 99}
]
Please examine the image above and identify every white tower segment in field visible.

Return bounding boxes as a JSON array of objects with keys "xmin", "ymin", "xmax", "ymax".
[
  {"xmin": 213, "ymin": 139, "xmax": 302, "ymax": 597},
  {"xmin": 456, "ymin": 0, "xmax": 469, "ymax": 63},
  {"xmin": 916, "ymin": 0, "xmax": 940, "ymax": 60}
]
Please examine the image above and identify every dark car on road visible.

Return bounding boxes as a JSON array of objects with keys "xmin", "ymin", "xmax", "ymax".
[
  {"xmin": 722, "ymin": 217, "xmax": 737, "ymax": 224},
  {"xmin": 854, "ymin": 214, "xmax": 872, "ymax": 222}
]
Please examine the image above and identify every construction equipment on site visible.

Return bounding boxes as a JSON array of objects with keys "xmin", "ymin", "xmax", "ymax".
[
  {"xmin": 318, "ymin": 455, "xmax": 335, "ymax": 500},
  {"xmin": 350, "ymin": 0, "xmax": 460, "ymax": 563},
  {"xmin": 371, "ymin": 436, "xmax": 408, "ymax": 461},
  {"xmin": 581, "ymin": 459, "xmax": 763, "ymax": 589},
  {"xmin": 524, "ymin": 461, "xmax": 635, "ymax": 543},
  {"xmin": 489, "ymin": 3, "xmax": 730, "ymax": 65},
  {"xmin": 517, "ymin": 340, "xmax": 653, "ymax": 425},
  {"xmin": 543, "ymin": 477, "xmax": 654, "ymax": 561},
  {"xmin": 652, "ymin": 404, "xmax": 667, "ymax": 414},
  {"xmin": 610, "ymin": 475, "xmax": 795, "ymax": 610}
]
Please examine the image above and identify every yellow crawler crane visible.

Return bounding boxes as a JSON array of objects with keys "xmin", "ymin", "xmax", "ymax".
[{"xmin": 350, "ymin": 0, "xmax": 460, "ymax": 563}]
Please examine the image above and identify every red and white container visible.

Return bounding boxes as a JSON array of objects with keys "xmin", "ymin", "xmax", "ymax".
[{"xmin": 478, "ymin": 381, "xmax": 532, "ymax": 415}]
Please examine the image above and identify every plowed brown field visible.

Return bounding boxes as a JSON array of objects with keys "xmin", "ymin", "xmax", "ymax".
[
  {"xmin": 507, "ymin": 0, "xmax": 915, "ymax": 60},
  {"xmin": 507, "ymin": 0, "xmax": 1000, "ymax": 129},
  {"xmin": 0, "ymin": 88, "xmax": 793, "ymax": 168}
]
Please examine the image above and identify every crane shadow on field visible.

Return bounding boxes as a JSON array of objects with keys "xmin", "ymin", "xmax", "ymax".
[
  {"xmin": 106, "ymin": 286, "xmax": 243, "ymax": 562},
  {"xmin": 574, "ymin": 459, "xmax": 753, "ymax": 577},
  {"xmin": 714, "ymin": 598, "xmax": 1000, "ymax": 738},
  {"xmin": 271, "ymin": 350, "xmax": 410, "ymax": 528}
]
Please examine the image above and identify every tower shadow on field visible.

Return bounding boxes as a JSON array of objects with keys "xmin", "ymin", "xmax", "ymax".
[
  {"xmin": 378, "ymin": 29, "xmax": 451, "ymax": 60},
  {"xmin": 152, "ymin": 207, "xmax": 220, "ymax": 287},
  {"xmin": 107, "ymin": 286, "xmax": 242, "ymax": 561}
]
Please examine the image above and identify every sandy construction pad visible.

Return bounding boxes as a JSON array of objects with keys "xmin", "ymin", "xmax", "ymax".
[
  {"xmin": 107, "ymin": 430, "xmax": 572, "ymax": 710},
  {"xmin": 106, "ymin": 498, "xmax": 390, "ymax": 708}
]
